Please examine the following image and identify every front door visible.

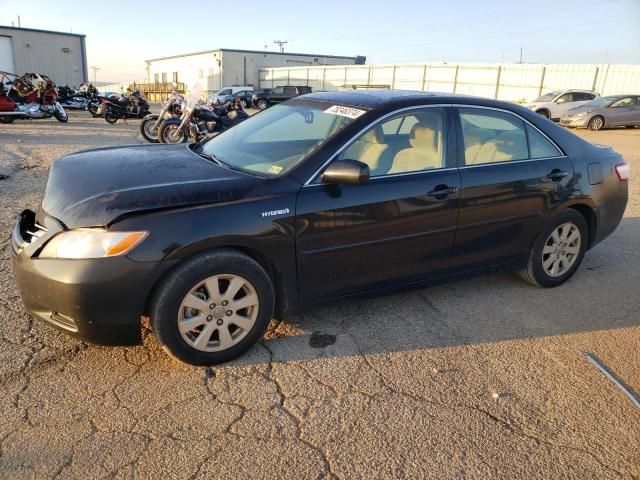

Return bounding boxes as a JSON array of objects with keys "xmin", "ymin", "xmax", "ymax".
[
  {"xmin": 295, "ymin": 106, "xmax": 461, "ymax": 303},
  {"xmin": 451, "ymin": 106, "xmax": 574, "ymax": 270}
]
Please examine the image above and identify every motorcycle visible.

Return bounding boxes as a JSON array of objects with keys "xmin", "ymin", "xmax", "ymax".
[
  {"xmin": 159, "ymin": 85, "xmax": 249, "ymax": 144},
  {"xmin": 139, "ymin": 91, "xmax": 184, "ymax": 143},
  {"xmin": 98, "ymin": 90, "xmax": 150, "ymax": 124},
  {"xmin": 58, "ymin": 82, "xmax": 98, "ymax": 110},
  {"xmin": 0, "ymin": 71, "xmax": 68, "ymax": 123}
]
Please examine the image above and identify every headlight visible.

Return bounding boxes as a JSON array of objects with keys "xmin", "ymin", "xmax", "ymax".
[
  {"xmin": 39, "ymin": 229, "xmax": 148, "ymax": 259},
  {"xmin": 575, "ymin": 111, "xmax": 589, "ymax": 117}
]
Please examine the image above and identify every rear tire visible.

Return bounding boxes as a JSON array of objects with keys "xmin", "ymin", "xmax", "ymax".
[
  {"xmin": 588, "ymin": 116, "xmax": 604, "ymax": 131},
  {"xmin": 105, "ymin": 111, "xmax": 118, "ymax": 124},
  {"xmin": 140, "ymin": 115, "xmax": 160, "ymax": 143},
  {"xmin": 518, "ymin": 209, "xmax": 588, "ymax": 288},
  {"xmin": 53, "ymin": 107, "xmax": 68, "ymax": 123},
  {"xmin": 150, "ymin": 250, "xmax": 275, "ymax": 365}
]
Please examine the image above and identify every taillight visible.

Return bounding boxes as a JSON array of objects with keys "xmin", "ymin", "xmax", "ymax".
[{"xmin": 615, "ymin": 163, "xmax": 630, "ymax": 181}]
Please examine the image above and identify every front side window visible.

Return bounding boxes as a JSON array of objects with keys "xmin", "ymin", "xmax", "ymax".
[
  {"xmin": 284, "ymin": 86, "xmax": 297, "ymax": 95},
  {"xmin": 218, "ymin": 89, "xmax": 232, "ymax": 96},
  {"xmin": 336, "ymin": 108, "xmax": 447, "ymax": 177},
  {"xmin": 203, "ymin": 100, "xmax": 361, "ymax": 176},
  {"xmin": 460, "ymin": 108, "xmax": 560, "ymax": 165},
  {"xmin": 272, "ymin": 86, "xmax": 284, "ymax": 94}
]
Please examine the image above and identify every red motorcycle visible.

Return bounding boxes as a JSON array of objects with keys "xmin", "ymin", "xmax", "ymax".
[{"xmin": 0, "ymin": 71, "xmax": 68, "ymax": 124}]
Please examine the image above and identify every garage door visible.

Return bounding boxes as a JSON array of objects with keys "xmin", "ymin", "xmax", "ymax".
[{"xmin": 0, "ymin": 36, "xmax": 15, "ymax": 73}]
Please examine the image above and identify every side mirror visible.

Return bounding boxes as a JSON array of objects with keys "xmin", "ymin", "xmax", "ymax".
[
  {"xmin": 322, "ymin": 160, "xmax": 370, "ymax": 185},
  {"xmin": 556, "ymin": 97, "xmax": 566, "ymax": 104}
]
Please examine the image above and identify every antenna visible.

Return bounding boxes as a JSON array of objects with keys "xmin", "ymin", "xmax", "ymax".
[
  {"xmin": 273, "ymin": 40, "xmax": 288, "ymax": 53},
  {"xmin": 90, "ymin": 65, "xmax": 100, "ymax": 83}
]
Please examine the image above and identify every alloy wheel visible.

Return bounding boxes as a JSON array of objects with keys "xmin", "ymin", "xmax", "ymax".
[
  {"xmin": 542, "ymin": 222, "xmax": 581, "ymax": 277},
  {"xmin": 177, "ymin": 274, "xmax": 259, "ymax": 352},
  {"xmin": 590, "ymin": 117, "xmax": 604, "ymax": 131}
]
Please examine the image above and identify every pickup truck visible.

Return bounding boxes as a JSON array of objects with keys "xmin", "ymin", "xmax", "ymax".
[{"xmin": 252, "ymin": 85, "xmax": 312, "ymax": 110}]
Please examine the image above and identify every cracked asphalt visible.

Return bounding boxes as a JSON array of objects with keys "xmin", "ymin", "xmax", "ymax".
[{"xmin": 0, "ymin": 113, "xmax": 639, "ymax": 479}]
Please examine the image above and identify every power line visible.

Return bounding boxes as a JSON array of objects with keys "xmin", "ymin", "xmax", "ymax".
[{"xmin": 273, "ymin": 40, "xmax": 288, "ymax": 53}]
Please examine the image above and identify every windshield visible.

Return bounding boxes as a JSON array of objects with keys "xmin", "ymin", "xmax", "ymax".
[
  {"xmin": 202, "ymin": 100, "xmax": 366, "ymax": 176},
  {"xmin": 533, "ymin": 92, "xmax": 559, "ymax": 102},
  {"xmin": 582, "ymin": 96, "xmax": 619, "ymax": 108}
]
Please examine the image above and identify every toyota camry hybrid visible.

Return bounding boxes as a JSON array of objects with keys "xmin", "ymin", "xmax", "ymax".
[{"xmin": 11, "ymin": 91, "xmax": 629, "ymax": 365}]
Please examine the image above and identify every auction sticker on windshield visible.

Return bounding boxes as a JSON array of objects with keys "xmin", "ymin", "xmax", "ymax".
[{"xmin": 324, "ymin": 105, "xmax": 366, "ymax": 119}]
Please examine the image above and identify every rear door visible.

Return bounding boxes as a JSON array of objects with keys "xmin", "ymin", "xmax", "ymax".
[
  {"xmin": 451, "ymin": 106, "xmax": 574, "ymax": 270},
  {"xmin": 607, "ymin": 96, "xmax": 638, "ymax": 125},
  {"xmin": 269, "ymin": 86, "xmax": 287, "ymax": 104},
  {"xmin": 295, "ymin": 106, "xmax": 461, "ymax": 302}
]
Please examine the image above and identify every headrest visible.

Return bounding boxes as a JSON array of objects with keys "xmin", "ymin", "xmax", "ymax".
[
  {"xmin": 361, "ymin": 125, "xmax": 384, "ymax": 144},
  {"xmin": 410, "ymin": 124, "xmax": 437, "ymax": 149}
]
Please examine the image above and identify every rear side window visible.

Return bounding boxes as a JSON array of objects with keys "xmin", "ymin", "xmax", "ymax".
[
  {"xmin": 526, "ymin": 124, "xmax": 561, "ymax": 159},
  {"xmin": 460, "ymin": 108, "xmax": 560, "ymax": 165},
  {"xmin": 460, "ymin": 109, "xmax": 528, "ymax": 164}
]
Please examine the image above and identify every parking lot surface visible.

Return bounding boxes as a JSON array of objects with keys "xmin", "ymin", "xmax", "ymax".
[{"xmin": 1, "ymin": 113, "xmax": 639, "ymax": 479}]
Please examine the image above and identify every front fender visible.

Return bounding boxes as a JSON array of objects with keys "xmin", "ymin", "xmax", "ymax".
[{"xmin": 142, "ymin": 113, "xmax": 158, "ymax": 121}]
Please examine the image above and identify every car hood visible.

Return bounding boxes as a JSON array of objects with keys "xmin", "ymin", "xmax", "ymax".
[{"xmin": 41, "ymin": 144, "xmax": 261, "ymax": 228}]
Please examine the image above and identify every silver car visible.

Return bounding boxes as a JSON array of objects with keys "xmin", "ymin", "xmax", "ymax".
[{"xmin": 560, "ymin": 95, "xmax": 640, "ymax": 131}]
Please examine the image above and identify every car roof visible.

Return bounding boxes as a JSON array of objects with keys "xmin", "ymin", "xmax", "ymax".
[{"xmin": 300, "ymin": 90, "xmax": 442, "ymax": 108}]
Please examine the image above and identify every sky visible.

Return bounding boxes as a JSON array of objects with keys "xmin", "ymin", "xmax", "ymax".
[{"xmin": 1, "ymin": 0, "xmax": 639, "ymax": 83}]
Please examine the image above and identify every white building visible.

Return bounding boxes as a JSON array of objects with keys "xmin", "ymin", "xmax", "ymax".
[
  {"xmin": 145, "ymin": 48, "xmax": 363, "ymax": 95},
  {"xmin": 0, "ymin": 25, "xmax": 87, "ymax": 87}
]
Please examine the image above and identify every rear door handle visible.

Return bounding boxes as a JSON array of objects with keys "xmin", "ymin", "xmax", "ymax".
[
  {"xmin": 547, "ymin": 170, "xmax": 568, "ymax": 181},
  {"xmin": 428, "ymin": 186, "xmax": 458, "ymax": 197}
]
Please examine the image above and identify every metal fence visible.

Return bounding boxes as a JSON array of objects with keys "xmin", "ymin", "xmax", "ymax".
[{"xmin": 259, "ymin": 63, "xmax": 640, "ymax": 102}]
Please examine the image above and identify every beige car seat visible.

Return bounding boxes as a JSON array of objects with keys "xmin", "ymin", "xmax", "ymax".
[
  {"xmin": 390, "ymin": 119, "xmax": 443, "ymax": 174},
  {"xmin": 471, "ymin": 130, "xmax": 528, "ymax": 164},
  {"xmin": 341, "ymin": 125, "xmax": 388, "ymax": 175}
]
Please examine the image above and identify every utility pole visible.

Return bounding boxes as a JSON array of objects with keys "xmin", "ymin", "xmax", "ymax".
[
  {"xmin": 518, "ymin": 47, "xmax": 523, "ymax": 64},
  {"xmin": 273, "ymin": 40, "xmax": 288, "ymax": 53},
  {"xmin": 90, "ymin": 66, "xmax": 100, "ymax": 83}
]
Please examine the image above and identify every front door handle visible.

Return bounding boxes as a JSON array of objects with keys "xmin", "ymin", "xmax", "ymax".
[
  {"xmin": 428, "ymin": 185, "xmax": 458, "ymax": 198},
  {"xmin": 547, "ymin": 170, "xmax": 568, "ymax": 181}
]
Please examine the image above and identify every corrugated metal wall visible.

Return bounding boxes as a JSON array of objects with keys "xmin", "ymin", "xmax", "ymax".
[{"xmin": 260, "ymin": 63, "xmax": 640, "ymax": 101}]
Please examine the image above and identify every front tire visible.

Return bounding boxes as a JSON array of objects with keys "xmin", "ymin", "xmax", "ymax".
[
  {"xmin": 140, "ymin": 115, "xmax": 160, "ymax": 143},
  {"xmin": 150, "ymin": 250, "xmax": 275, "ymax": 365},
  {"xmin": 0, "ymin": 116, "xmax": 15, "ymax": 124},
  {"xmin": 518, "ymin": 209, "xmax": 588, "ymax": 287},
  {"xmin": 159, "ymin": 121, "xmax": 188, "ymax": 144},
  {"xmin": 588, "ymin": 116, "xmax": 604, "ymax": 131},
  {"xmin": 256, "ymin": 99, "xmax": 268, "ymax": 110},
  {"xmin": 536, "ymin": 109, "xmax": 551, "ymax": 119}
]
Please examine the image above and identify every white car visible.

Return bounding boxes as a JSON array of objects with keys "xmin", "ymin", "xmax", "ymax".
[{"xmin": 524, "ymin": 90, "xmax": 599, "ymax": 121}]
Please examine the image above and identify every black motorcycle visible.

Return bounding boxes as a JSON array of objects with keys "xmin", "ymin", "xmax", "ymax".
[
  {"xmin": 159, "ymin": 97, "xmax": 248, "ymax": 144},
  {"xmin": 139, "ymin": 91, "xmax": 184, "ymax": 143},
  {"xmin": 99, "ymin": 90, "xmax": 150, "ymax": 124}
]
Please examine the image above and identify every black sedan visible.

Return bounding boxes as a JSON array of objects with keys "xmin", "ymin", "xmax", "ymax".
[{"xmin": 11, "ymin": 91, "xmax": 629, "ymax": 365}]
